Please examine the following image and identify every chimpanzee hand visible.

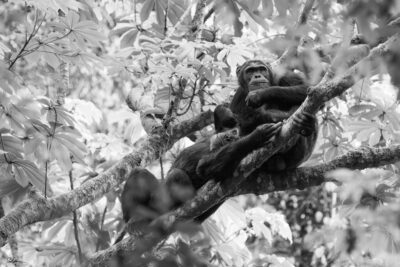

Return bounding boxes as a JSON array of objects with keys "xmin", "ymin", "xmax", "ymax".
[
  {"xmin": 293, "ymin": 112, "xmax": 317, "ymax": 136},
  {"xmin": 245, "ymin": 90, "xmax": 265, "ymax": 108},
  {"xmin": 253, "ymin": 122, "xmax": 282, "ymax": 142},
  {"xmin": 196, "ymin": 122, "xmax": 282, "ymax": 179}
]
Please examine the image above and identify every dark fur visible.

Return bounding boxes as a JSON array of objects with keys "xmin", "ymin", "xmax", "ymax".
[
  {"xmin": 230, "ymin": 60, "xmax": 318, "ymax": 171},
  {"xmin": 117, "ymin": 104, "xmax": 280, "ymax": 242}
]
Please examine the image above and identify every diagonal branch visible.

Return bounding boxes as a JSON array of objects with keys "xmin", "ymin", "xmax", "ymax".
[
  {"xmin": 274, "ymin": 0, "xmax": 316, "ymax": 66},
  {"xmin": 240, "ymin": 145, "xmax": 400, "ymax": 195},
  {"xmin": 0, "ymin": 111, "xmax": 213, "ymax": 246},
  {"xmin": 89, "ymin": 28, "xmax": 400, "ymax": 266},
  {"xmin": 89, "ymin": 144, "xmax": 400, "ymax": 264},
  {"xmin": 245, "ymin": 34, "xmax": 399, "ymax": 175}
]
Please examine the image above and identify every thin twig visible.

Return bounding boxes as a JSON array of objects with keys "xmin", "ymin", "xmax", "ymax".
[{"xmin": 69, "ymin": 169, "xmax": 83, "ymax": 263}]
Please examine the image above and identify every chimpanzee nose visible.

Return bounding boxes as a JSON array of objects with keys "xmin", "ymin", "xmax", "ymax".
[{"xmin": 254, "ymin": 74, "xmax": 261, "ymax": 79}]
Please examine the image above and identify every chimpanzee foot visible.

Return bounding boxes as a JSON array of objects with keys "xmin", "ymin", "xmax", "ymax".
[{"xmin": 293, "ymin": 112, "xmax": 316, "ymax": 136}]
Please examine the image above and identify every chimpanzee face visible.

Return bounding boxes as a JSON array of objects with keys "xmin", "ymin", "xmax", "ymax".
[{"xmin": 237, "ymin": 60, "xmax": 272, "ymax": 91}]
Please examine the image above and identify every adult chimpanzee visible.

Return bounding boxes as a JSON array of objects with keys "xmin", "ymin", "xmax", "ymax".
[
  {"xmin": 117, "ymin": 105, "xmax": 281, "ymax": 242},
  {"xmin": 228, "ymin": 60, "xmax": 318, "ymax": 172}
]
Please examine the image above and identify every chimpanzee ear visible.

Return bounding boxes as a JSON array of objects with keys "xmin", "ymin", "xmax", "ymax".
[{"xmin": 236, "ymin": 64, "xmax": 243, "ymax": 76}]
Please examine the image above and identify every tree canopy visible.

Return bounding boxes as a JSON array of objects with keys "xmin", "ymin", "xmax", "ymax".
[{"xmin": 1, "ymin": 0, "xmax": 400, "ymax": 266}]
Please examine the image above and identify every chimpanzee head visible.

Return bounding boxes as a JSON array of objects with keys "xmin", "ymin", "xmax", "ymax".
[
  {"xmin": 236, "ymin": 60, "xmax": 274, "ymax": 91},
  {"xmin": 214, "ymin": 104, "xmax": 237, "ymax": 133}
]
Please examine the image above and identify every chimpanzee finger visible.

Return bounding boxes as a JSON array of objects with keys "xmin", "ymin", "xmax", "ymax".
[
  {"xmin": 255, "ymin": 122, "xmax": 282, "ymax": 139},
  {"xmin": 293, "ymin": 113, "xmax": 315, "ymax": 127},
  {"xmin": 293, "ymin": 119, "xmax": 313, "ymax": 136},
  {"xmin": 265, "ymin": 122, "xmax": 283, "ymax": 137},
  {"xmin": 293, "ymin": 114, "xmax": 315, "ymax": 136}
]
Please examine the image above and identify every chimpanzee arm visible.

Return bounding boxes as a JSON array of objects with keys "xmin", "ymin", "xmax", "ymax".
[
  {"xmin": 246, "ymin": 85, "xmax": 308, "ymax": 108},
  {"xmin": 259, "ymin": 108, "xmax": 294, "ymax": 123}
]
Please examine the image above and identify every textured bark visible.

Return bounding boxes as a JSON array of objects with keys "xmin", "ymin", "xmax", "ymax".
[
  {"xmin": 239, "ymin": 145, "xmax": 400, "ymax": 195},
  {"xmin": 88, "ymin": 36, "xmax": 399, "ymax": 264},
  {"xmin": 190, "ymin": 0, "xmax": 207, "ymax": 40},
  {"xmin": 89, "ymin": 144, "xmax": 400, "ymax": 264},
  {"xmin": 0, "ymin": 111, "xmax": 213, "ymax": 246}
]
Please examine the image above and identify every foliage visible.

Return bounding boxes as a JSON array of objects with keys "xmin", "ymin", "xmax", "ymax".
[{"xmin": 0, "ymin": 0, "xmax": 400, "ymax": 266}]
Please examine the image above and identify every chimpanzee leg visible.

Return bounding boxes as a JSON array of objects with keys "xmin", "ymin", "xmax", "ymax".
[
  {"xmin": 260, "ymin": 111, "xmax": 317, "ymax": 171},
  {"xmin": 121, "ymin": 168, "xmax": 163, "ymax": 223},
  {"xmin": 116, "ymin": 168, "xmax": 165, "ymax": 244},
  {"xmin": 292, "ymin": 111, "xmax": 318, "ymax": 136},
  {"xmin": 263, "ymin": 133, "xmax": 317, "ymax": 172},
  {"xmin": 165, "ymin": 168, "xmax": 196, "ymax": 209}
]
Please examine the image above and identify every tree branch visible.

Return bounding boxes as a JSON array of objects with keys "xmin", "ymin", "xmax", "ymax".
[
  {"xmin": 274, "ymin": 0, "xmax": 316, "ymax": 66},
  {"xmin": 240, "ymin": 145, "xmax": 400, "ymax": 195},
  {"xmin": 89, "ymin": 144, "xmax": 400, "ymax": 263},
  {"xmin": 88, "ymin": 33, "xmax": 400, "ymax": 264},
  {"xmin": 0, "ymin": 111, "xmax": 213, "ymax": 246}
]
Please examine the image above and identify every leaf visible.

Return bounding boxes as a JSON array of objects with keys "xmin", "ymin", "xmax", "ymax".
[
  {"xmin": 246, "ymin": 207, "xmax": 292, "ymax": 243},
  {"xmin": 120, "ymin": 28, "xmax": 139, "ymax": 48},
  {"xmin": 325, "ymin": 146, "xmax": 338, "ymax": 161},
  {"xmin": 0, "ymin": 178, "xmax": 22, "ymax": 198},
  {"xmin": 369, "ymin": 130, "xmax": 381, "ymax": 146},
  {"xmin": 154, "ymin": 86, "xmax": 171, "ymax": 113},
  {"xmin": 0, "ymin": 63, "xmax": 18, "ymax": 94},
  {"xmin": 109, "ymin": 23, "xmax": 135, "ymax": 37},
  {"xmin": 51, "ymin": 140, "xmax": 72, "ymax": 171},
  {"xmin": 174, "ymin": 65, "xmax": 196, "ymax": 80},
  {"xmin": 274, "ymin": 0, "xmax": 290, "ymax": 17},
  {"xmin": 348, "ymin": 104, "xmax": 375, "ymax": 116},
  {"xmin": 155, "ymin": 0, "xmax": 166, "ymax": 25},
  {"xmin": 226, "ymin": 48, "xmax": 253, "ymax": 73},
  {"xmin": 54, "ymin": 133, "xmax": 86, "ymax": 165},
  {"xmin": 202, "ymin": 219, "xmax": 227, "ymax": 245},
  {"xmin": 72, "ymin": 20, "xmax": 106, "ymax": 46},
  {"xmin": 236, "ymin": 0, "xmax": 268, "ymax": 29},
  {"xmin": 0, "ymin": 134, "xmax": 23, "ymax": 156},
  {"xmin": 175, "ymin": 42, "xmax": 196, "ymax": 61},
  {"xmin": 141, "ymin": 0, "xmax": 155, "ymax": 22},
  {"xmin": 261, "ymin": 0, "xmax": 274, "ymax": 18},
  {"xmin": 168, "ymin": 0, "xmax": 189, "ymax": 25},
  {"xmin": 13, "ymin": 159, "xmax": 46, "ymax": 192},
  {"xmin": 12, "ymin": 163, "xmax": 30, "ymax": 187}
]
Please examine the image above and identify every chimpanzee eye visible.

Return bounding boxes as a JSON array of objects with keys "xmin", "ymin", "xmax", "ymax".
[
  {"xmin": 258, "ymin": 67, "xmax": 268, "ymax": 72},
  {"xmin": 245, "ymin": 68, "xmax": 255, "ymax": 74}
]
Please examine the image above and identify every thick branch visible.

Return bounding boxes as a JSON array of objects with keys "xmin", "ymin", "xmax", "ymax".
[
  {"xmin": 89, "ymin": 31, "xmax": 400, "ymax": 265},
  {"xmin": 246, "ymin": 34, "xmax": 399, "ymax": 174},
  {"xmin": 0, "ymin": 111, "xmax": 213, "ymax": 246},
  {"xmin": 240, "ymin": 145, "xmax": 400, "ymax": 195},
  {"xmin": 89, "ymin": 144, "xmax": 400, "ymax": 263},
  {"xmin": 190, "ymin": 0, "xmax": 207, "ymax": 40}
]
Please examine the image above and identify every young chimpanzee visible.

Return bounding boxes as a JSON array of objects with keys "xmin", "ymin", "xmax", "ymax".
[
  {"xmin": 228, "ymin": 60, "xmax": 318, "ymax": 172},
  {"xmin": 117, "ymin": 104, "xmax": 281, "ymax": 242}
]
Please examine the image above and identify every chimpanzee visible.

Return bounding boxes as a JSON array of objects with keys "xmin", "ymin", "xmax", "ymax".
[
  {"xmin": 117, "ymin": 105, "xmax": 281, "ymax": 242},
  {"xmin": 228, "ymin": 60, "xmax": 318, "ymax": 172}
]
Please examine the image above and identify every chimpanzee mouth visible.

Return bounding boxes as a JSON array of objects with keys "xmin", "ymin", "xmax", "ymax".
[
  {"xmin": 250, "ymin": 82, "xmax": 270, "ymax": 86},
  {"xmin": 249, "ymin": 81, "xmax": 270, "ymax": 90}
]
